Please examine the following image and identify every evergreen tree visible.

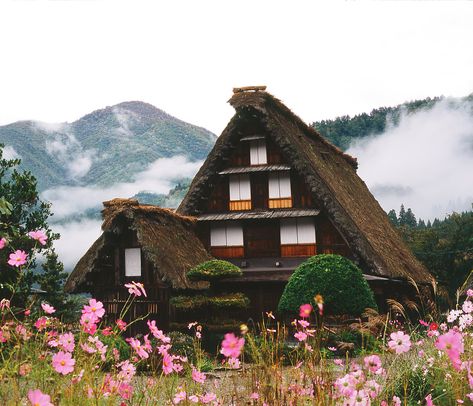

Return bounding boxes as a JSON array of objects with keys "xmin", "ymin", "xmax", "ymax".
[
  {"xmin": 417, "ymin": 219, "xmax": 426, "ymax": 229},
  {"xmin": 399, "ymin": 204, "xmax": 407, "ymax": 226},
  {"xmin": 405, "ymin": 208, "xmax": 417, "ymax": 228},
  {"xmin": 387, "ymin": 209, "xmax": 399, "ymax": 226}
]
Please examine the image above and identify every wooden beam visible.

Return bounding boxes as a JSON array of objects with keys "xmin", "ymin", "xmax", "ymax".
[{"xmin": 233, "ymin": 86, "xmax": 267, "ymax": 94}]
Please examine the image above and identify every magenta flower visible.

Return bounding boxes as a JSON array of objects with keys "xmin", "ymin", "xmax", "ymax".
[
  {"xmin": 220, "ymin": 332, "xmax": 245, "ymax": 358},
  {"xmin": 147, "ymin": 320, "xmax": 171, "ymax": 343},
  {"xmin": 425, "ymin": 394, "xmax": 435, "ymax": 406},
  {"xmin": 192, "ymin": 367, "xmax": 206, "ymax": 384},
  {"xmin": 364, "ymin": 354, "xmax": 382, "ymax": 373},
  {"xmin": 200, "ymin": 393, "xmax": 217, "ymax": 403},
  {"xmin": 299, "ymin": 303, "xmax": 313, "ymax": 318},
  {"xmin": 52, "ymin": 351, "xmax": 75, "ymax": 375},
  {"xmin": 41, "ymin": 303, "xmax": 56, "ymax": 314},
  {"xmin": 34, "ymin": 316, "xmax": 48, "ymax": 331},
  {"xmin": 83, "ymin": 299, "xmax": 105, "ymax": 319},
  {"xmin": 116, "ymin": 319, "xmax": 127, "ymax": 331},
  {"xmin": 58, "ymin": 332, "xmax": 75, "ymax": 353},
  {"xmin": 0, "ymin": 237, "xmax": 6, "ymax": 249},
  {"xmin": 294, "ymin": 331, "xmax": 308, "ymax": 342},
  {"xmin": 28, "ymin": 230, "xmax": 48, "ymax": 245},
  {"xmin": 28, "ymin": 389, "xmax": 53, "ymax": 406},
  {"xmin": 127, "ymin": 337, "xmax": 149, "ymax": 359},
  {"xmin": 80, "ymin": 312, "xmax": 98, "ymax": 335},
  {"xmin": 162, "ymin": 352, "xmax": 174, "ymax": 375},
  {"xmin": 388, "ymin": 331, "xmax": 411, "ymax": 354},
  {"xmin": 8, "ymin": 250, "xmax": 27, "ymax": 267},
  {"xmin": 124, "ymin": 281, "xmax": 147, "ymax": 297},
  {"xmin": 435, "ymin": 329, "xmax": 464, "ymax": 370}
]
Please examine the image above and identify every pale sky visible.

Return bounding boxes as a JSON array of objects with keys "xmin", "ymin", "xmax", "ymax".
[{"xmin": 1, "ymin": 0, "xmax": 472, "ymax": 134}]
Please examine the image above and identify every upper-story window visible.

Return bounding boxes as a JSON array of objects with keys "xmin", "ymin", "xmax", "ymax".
[
  {"xmin": 124, "ymin": 248, "xmax": 141, "ymax": 277},
  {"xmin": 229, "ymin": 174, "xmax": 252, "ymax": 211},
  {"xmin": 249, "ymin": 139, "xmax": 267, "ymax": 165},
  {"xmin": 268, "ymin": 171, "xmax": 292, "ymax": 208}
]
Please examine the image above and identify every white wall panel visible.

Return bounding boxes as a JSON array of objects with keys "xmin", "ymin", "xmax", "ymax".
[
  {"xmin": 125, "ymin": 248, "xmax": 142, "ymax": 277},
  {"xmin": 280, "ymin": 219, "xmax": 298, "ymax": 244},
  {"xmin": 226, "ymin": 223, "xmax": 244, "ymax": 246},
  {"xmin": 211, "ymin": 225, "xmax": 227, "ymax": 246},
  {"xmin": 297, "ymin": 218, "xmax": 316, "ymax": 243},
  {"xmin": 279, "ymin": 172, "xmax": 292, "ymax": 198},
  {"xmin": 239, "ymin": 174, "xmax": 251, "ymax": 200},
  {"xmin": 268, "ymin": 173, "xmax": 280, "ymax": 198}
]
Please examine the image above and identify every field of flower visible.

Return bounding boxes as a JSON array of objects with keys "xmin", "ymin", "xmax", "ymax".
[{"xmin": 1, "ymin": 232, "xmax": 473, "ymax": 405}]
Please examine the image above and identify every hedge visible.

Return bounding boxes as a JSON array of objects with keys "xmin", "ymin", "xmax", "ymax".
[
  {"xmin": 187, "ymin": 259, "xmax": 242, "ymax": 282},
  {"xmin": 278, "ymin": 254, "xmax": 377, "ymax": 316},
  {"xmin": 170, "ymin": 292, "xmax": 250, "ymax": 311}
]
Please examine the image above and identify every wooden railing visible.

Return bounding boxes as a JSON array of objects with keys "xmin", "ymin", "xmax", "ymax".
[{"xmin": 229, "ymin": 200, "xmax": 252, "ymax": 211}]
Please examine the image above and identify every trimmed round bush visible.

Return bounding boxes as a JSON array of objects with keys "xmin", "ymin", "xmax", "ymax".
[
  {"xmin": 187, "ymin": 259, "xmax": 242, "ymax": 282},
  {"xmin": 278, "ymin": 254, "xmax": 377, "ymax": 316},
  {"xmin": 170, "ymin": 292, "xmax": 250, "ymax": 311}
]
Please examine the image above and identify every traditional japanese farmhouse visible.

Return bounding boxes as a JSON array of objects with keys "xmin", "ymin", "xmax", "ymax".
[
  {"xmin": 66, "ymin": 87, "xmax": 434, "ymax": 327},
  {"xmin": 176, "ymin": 86, "xmax": 434, "ymax": 315},
  {"xmin": 64, "ymin": 198, "xmax": 211, "ymax": 329}
]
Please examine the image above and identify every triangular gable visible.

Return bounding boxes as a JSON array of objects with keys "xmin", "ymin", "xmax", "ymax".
[{"xmin": 178, "ymin": 90, "xmax": 433, "ymax": 284}]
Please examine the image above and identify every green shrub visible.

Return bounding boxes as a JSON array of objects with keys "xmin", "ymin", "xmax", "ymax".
[
  {"xmin": 187, "ymin": 259, "xmax": 242, "ymax": 281},
  {"xmin": 167, "ymin": 331, "xmax": 195, "ymax": 361},
  {"xmin": 278, "ymin": 254, "xmax": 377, "ymax": 316},
  {"xmin": 170, "ymin": 293, "xmax": 250, "ymax": 311}
]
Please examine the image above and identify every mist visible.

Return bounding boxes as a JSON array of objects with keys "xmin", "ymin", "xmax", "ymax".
[
  {"xmin": 347, "ymin": 99, "xmax": 473, "ymax": 221},
  {"xmin": 45, "ymin": 155, "xmax": 203, "ymax": 271}
]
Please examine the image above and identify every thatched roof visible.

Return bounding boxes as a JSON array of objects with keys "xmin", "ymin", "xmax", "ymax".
[
  {"xmin": 177, "ymin": 89, "xmax": 434, "ymax": 284},
  {"xmin": 65, "ymin": 198, "xmax": 211, "ymax": 293}
]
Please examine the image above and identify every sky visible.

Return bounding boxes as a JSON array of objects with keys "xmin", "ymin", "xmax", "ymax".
[{"xmin": 0, "ymin": 0, "xmax": 472, "ymax": 135}]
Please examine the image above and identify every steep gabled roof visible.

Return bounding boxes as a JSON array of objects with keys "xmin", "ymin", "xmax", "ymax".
[
  {"xmin": 65, "ymin": 199, "xmax": 211, "ymax": 293},
  {"xmin": 177, "ymin": 89, "xmax": 434, "ymax": 284}
]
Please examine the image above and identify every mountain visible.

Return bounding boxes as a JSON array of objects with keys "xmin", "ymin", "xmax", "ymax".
[{"xmin": 0, "ymin": 101, "xmax": 216, "ymax": 191}]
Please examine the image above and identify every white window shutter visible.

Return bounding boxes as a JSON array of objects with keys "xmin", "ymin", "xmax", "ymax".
[
  {"xmin": 280, "ymin": 219, "xmax": 298, "ymax": 244},
  {"xmin": 226, "ymin": 223, "xmax": 244, "ymax": 246},
  {"xmin": 239, "ymin": 174, "xmax": 251, "ymax": 200},
  {"xmin": 229, "ymin": 175, "xmax": 240, "ymax": 201},
  {"xmin": 250, "ymin": 141, "xmax": 259, "ymax": 165},
  {"xmin": 211, "ymin": 224, "xmax": 227, "ymax": 246},
  {"xmin": 258, "ymin": 140, "xmax": 267, "ymax": 164},
  {"xmin": 296, "ymin": 218, "xmax": 316, "ymax": 243},
  {"xmin": 268, "ymin": 173, "xmax": 280, "ymax": 198},
  {"xmin": 125, "ymin": 248, "xmax": 142, "ymax": 277},
  {"xmin": 279, "ymin": 172, "xmax": 292, "ymax": 198}
]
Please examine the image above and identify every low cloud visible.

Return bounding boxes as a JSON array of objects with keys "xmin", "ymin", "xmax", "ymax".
[
  {"xmin": 2, "ymin": 145, "xmax": 21, "ymax": 160},
  {"xmin": 112, "ymin": 106, "xmax": 138, "ymax": 137},
  {"xmin": 43, "ymin": 155, "xmax": 201, "ymax": 219},
  {"xmin": 347, "ymin": 99, "xmax": 473, "ymax": 220},
  {"xmin": 51, "ymin": 218, "xmax": 103, "ymax": 270},
  {"xmin": 36, "ymin": 122, "xmax": 97, "ymax": 180}
]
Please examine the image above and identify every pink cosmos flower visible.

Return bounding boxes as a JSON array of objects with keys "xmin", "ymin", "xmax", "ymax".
[
  {"xmin": 28, "ymin": 230, "xmax": 48, "ymax": 245},
  {"xmin": 299, "ymin": 303, "xmax": 313, "ymax": 318},
  {"xmin": 0, "ymin": 298, "xmax": 10, "ymax": 310},
  {"xmin": 41, "ymin": 303, "xmax": 56, "ymax": 314},
  {"xmin": 127, "ymin": 337, "xmax": 149, "ymax": 359},
  {"xmin": 364, "ymin": 354, "xmax": 382, "ymax": 373},
  {"xmin": 80, "ymin": 312, "xmax": 98, "ymax": 335},
  {"xmin": 124, "ymin": 281, "xmax": 147, "ymax": 297},
  {"xmin": 294, "ymin": 331, "xmax": 308, "ymax": 342},
  {"xmin": 435, "ymin": 329, "xmax": 464, "ymax": 370},
  {"xmin": 52, "ymin": 351, "xmax": 75, "ymax": 375},
  {"xmin": 192, "ymin": 368, "xmax": 206, "ymax": 384},
  {"xmin": 388, "ymin": 331, "xmax": 411, "ymax": 354},
  {"xmin": 462, "ymin": 300, "xmax": 473, "ymax": 314},
  {"xmin": 189, "ymin": 395, "xmax": 199, "ymax": 403},
  {"xmin": 227, "ymin": 357, "xmax": 241, "ymax": 369},
  {"xmin": 174, "ymin": 391, "xmax": 187, "ymax": 404},
  {"xmin": 118, "ymin": 360, "xmax": 136, "ymax": 383},
  {"xmin": 200, "ymin": 393, "xmax": 217, "ymax": 403},
  {"xmin": 116, "ymin": 319, "xmax": 127, "ymax": 331},
  {"xmin": 8, "ymin": 250, "xmax": 27, "ymax": 267},
  {"xmin": 298, "ymin": 319, "xmax": 310, "ymax": 328},
  {"xmin": 162, "ymin": 352, "xmax": 174, "ymax": 375},
  {"xmin": 58, "ymin": 332, "xmax": 75, "ymax": 353},
  {"xmin": 392, "ymin": 396, "xmax": 401, "ymax": 406},
  {"xmin": 425, "ymin": 394, "xmax": 435, "ymax": 406},
  {"xmin": 28, "ymin": 389, "xmax": 53, "ymax": 406},
  {"xmin": 250, "ymin": 392, "xmax": 260, "ymax": 400},
  {"xmin": 467, "ymin": 289, "xmax": 473, "ymax": 297},
  {"xmin": 0, "ymin": 237, "xmax": 6, "ymax": 249},
  {"xmin": 220, "ymin": 333, "xmax": 245, "ymax": 358},
  {"xmin": 34, "ymin": 316, "xmax": 48, "ymax": 331},
  {"xmin": 83, "ymin": 299, "xmax": 105, "ymax": 319},
  {"xmin": 147, "ymin": 320, "xmax": 171, "ymax": 343}
]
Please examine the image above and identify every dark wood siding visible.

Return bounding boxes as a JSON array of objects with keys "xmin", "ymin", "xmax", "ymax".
[
  {"xmin": 229, "ymin": 142, "xmax": 250, "ymax": 166},
  {"xmin": 244, "ymin": 220, "xmax": 280, "ymax": 257},
  {"xmin": 251, "ymin": 173, "xmax": 268, "ymax": 209},
  {"xmin": 207, "ymin": 178, "xmax": 229, "ymax": 212}
]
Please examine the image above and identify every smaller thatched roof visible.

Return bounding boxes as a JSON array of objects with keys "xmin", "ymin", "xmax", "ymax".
[{"xmin": 65, "ymin": 199, "xmax": 211, "ymax": 293}]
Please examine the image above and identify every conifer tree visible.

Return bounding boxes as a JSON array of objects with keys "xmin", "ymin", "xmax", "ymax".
[{"xmin": 387, "ymin": 209, "xmax": 399, "ymax": 226}]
